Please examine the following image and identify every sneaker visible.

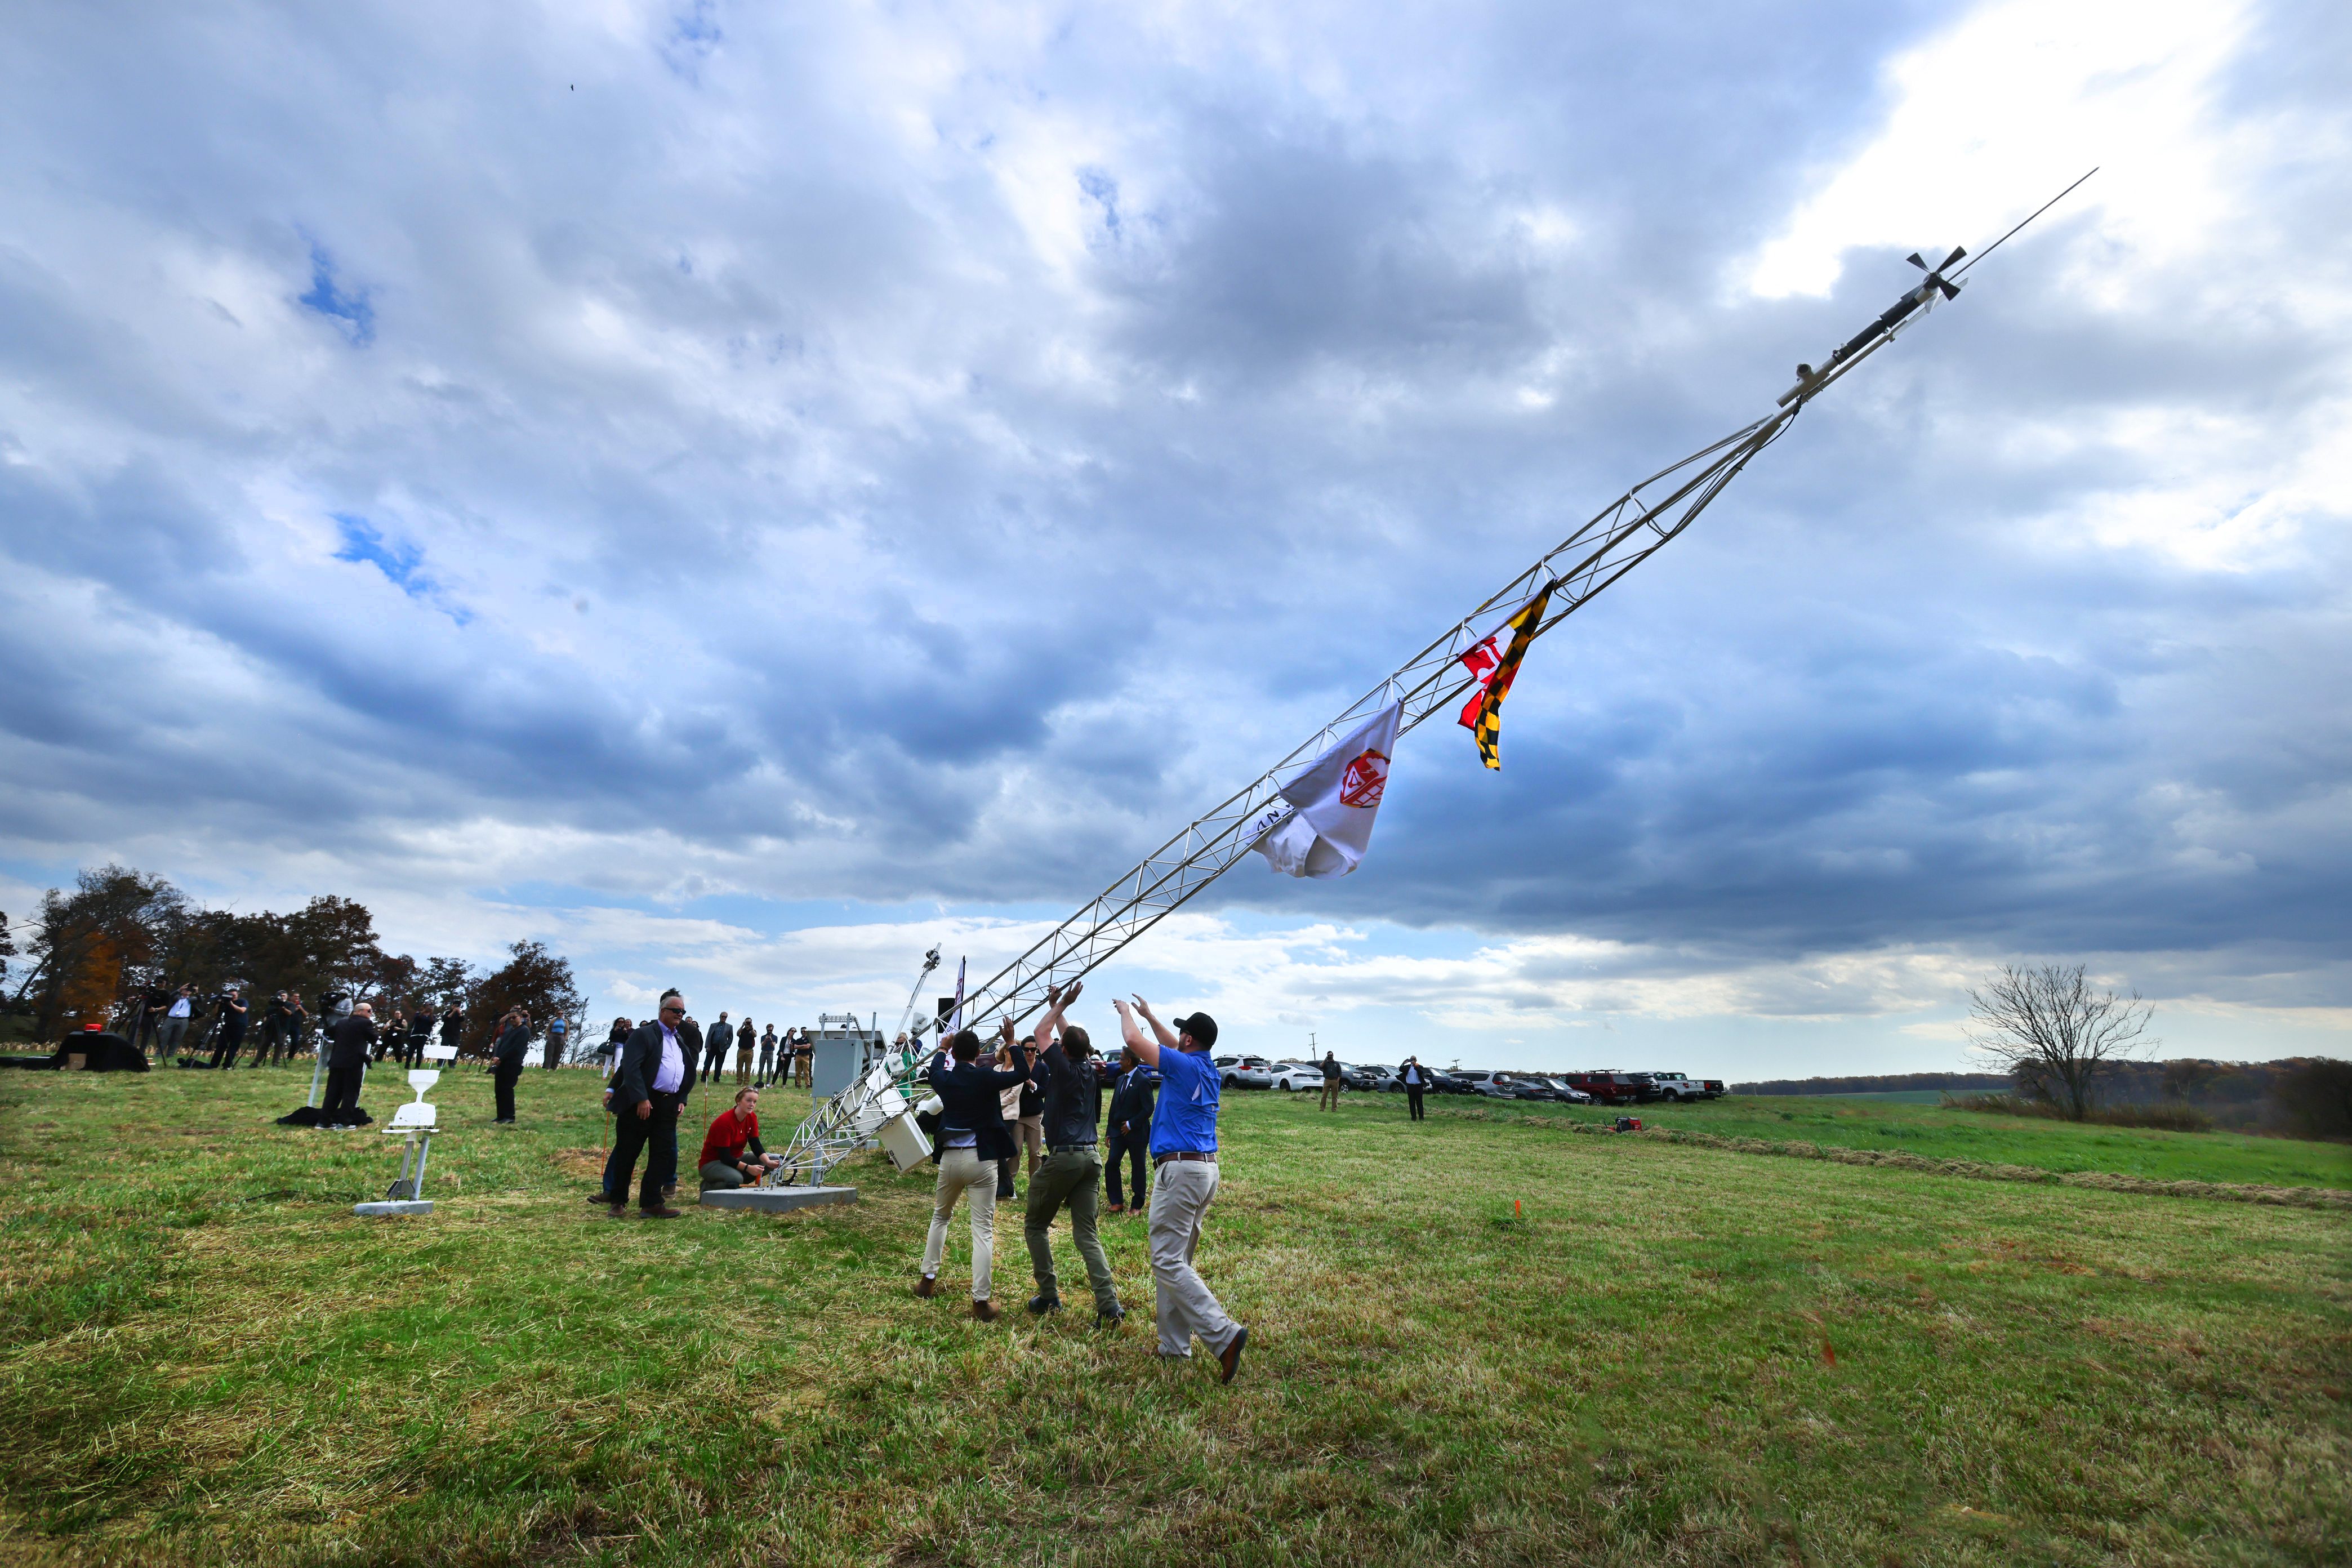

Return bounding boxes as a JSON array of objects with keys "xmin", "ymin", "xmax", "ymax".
[
  {"xmin": 1026, "ymin": 1294, "xmax": 1062, "ymax": 1317},
  {"xmin": 1096, "ymin": 1303, "xmax": 1128, "ymax": 1329}
]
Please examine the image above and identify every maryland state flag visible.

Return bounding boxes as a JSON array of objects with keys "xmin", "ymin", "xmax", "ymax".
[{"xmin": 1456, "ymin": 583, "xmax": 1554, "ymax": 769}]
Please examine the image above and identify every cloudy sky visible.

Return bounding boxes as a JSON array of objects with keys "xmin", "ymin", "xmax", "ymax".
[{"xmin": 2, "ymin": 0, "xmax": 2345, "ymax": 1076}]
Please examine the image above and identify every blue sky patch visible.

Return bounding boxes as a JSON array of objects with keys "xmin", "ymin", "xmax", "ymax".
[
  {"xmin": 332, "ymin": 514, "xmax": 425, "ymax": 593},
  {"xmin": 298, "ymin": 244, "xmax": 374, "ymax": 344}
]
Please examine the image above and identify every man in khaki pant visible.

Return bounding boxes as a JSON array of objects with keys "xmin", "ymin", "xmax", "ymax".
[
  {"xmin": 915, "ymin": 1022, "xmax": 1036, "ymax": 1321},
  {"xmin": 1318, "ymin": 1049, "xmax": 1343, "ymax": 1110},
  {"xmin": 1114, "ymin": 996, "xmax": 1248, "ymax": 1383}
]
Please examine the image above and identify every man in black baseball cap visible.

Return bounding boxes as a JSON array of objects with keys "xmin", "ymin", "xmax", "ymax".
[{"xmin": 1113, "ymin": 996, "xmax": 1248, "ymax": 1383}]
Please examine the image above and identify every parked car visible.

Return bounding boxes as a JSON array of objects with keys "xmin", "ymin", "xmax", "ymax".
[
  {"xmin": 1647, "ymin": 1071, "xmax": 1712, "ymax": 1103},
  {"xmin": 1212, "ymin": 1055, "xmax": 1276, "ymax": 1090},
  {"xmin": 1451, "ymin": 1070, "xmax": 1532, "ymax": 1100},
  {"xmin": 1563, "ymin": 1071, "xmax": 1660, "ymax": 1105},
  {"xmin": 1533, "ymin": 1077, "xmax": 1594, "ymax": 1104},
  {"xmin": 1340, "ymin": 1063, "xmax": 1387, "ymax": 1090},
  {"xmin": 1698, "ymin": 1079, "xmax": 1726, "ymax": 1098},
  {"xmin": 1428, "ymin": 1068, "xmax": 1476, "ymax": 1095},
  {"xmin": 1269, "ymin": 1061, "xmax": 1329, "ymax": 1092}
]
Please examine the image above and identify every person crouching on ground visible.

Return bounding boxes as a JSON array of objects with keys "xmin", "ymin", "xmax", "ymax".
[
  {"xmin": 699, "ymin": 1087, "xmax": 782, "ymax": 1190},
  {"xmin": 322, "ymin": 1002, "xmax": 377, "ymax": 1125},
  {"xmin": 1021, "ymin": 981, "xmax": 1126, "ymax": 1327},
  {"xmin": 1113, "ymin": 995, "xmax": 1248, "ymax": 1383},
  {"xmin": 605, "ymin": 990, "xmax": 700, "ymax": 1219},
  {"xmin": 915, "ymin": 1023, "xmax": 1032, "ymax": 1321}
]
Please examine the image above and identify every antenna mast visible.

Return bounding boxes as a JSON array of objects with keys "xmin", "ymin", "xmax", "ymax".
[{"xmin": 917, "ymin": 179, "xmax": 2092, "ymax": 1039}]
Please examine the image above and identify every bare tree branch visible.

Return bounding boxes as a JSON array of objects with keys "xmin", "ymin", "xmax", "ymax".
[{"xmin": 1966, "ymin": 963, "xmax": 2159, "ymax": 1120}]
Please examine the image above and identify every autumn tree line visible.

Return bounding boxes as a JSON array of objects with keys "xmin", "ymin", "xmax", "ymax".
[{"xmin": 1, "ymin": 864, "xmax": 586, "ymax": 1058}]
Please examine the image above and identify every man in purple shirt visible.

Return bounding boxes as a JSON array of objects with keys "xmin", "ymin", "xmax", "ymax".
[{"xmin": 605, "ymin": 988, "xmax": 701, "ymax": 1218}]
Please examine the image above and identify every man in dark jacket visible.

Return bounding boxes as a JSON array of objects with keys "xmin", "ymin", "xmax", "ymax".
[
  {"xmin": 1318, "ymin": 1048, "xmax": 1344, "ymax": 1111},
  {"xmin": 915, "ymin": 1019, "xmax": 1034, "ymax": 1320},
  {"xmin": 492, "ymin": 1011, "xmax": 531, "ymax": 1123},
  {"xmin": 1104, "ymin": 1048, "xmax": 1158, "ymax": 1214},
  {"xmin": 1019, "ymin": 983, "xmax": 1125, "ymax": 1326},
  {"xmin": 322, "ymin": 1003, "xmax": 377, "ymax": 1125},
  {"xmin": 604, "ymin": 991, "xmax": 701, "ymax": 1218},
  {"xmin": 701, "ymin": 1011, "xmax": 732, "ymax": 1083},
  {"xmin": 208, "ymin": 988, "xmax": 250, "ymax": 1071},
  {"xmin": 405, "ymin": 1005, "xmax": 436, "ymax": 1068},
  {"xmin": 1398, "ymin": 1057, "xmax": 1431, "ymax": 1121}
]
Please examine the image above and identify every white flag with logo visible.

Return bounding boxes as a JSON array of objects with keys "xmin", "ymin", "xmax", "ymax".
[{"xmin": 1249, "ymin": 701, "xmax": 1403, "ymax": 879}]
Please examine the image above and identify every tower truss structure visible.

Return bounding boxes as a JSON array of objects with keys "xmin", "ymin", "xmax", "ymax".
[{"xmin": 896, "ymin": 183, "xmax": 2091, "ymax": 1046}]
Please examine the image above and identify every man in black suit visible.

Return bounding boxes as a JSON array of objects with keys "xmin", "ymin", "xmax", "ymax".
[
  {"xmin": 1398, "ymin": 1056, "xmax": 1431, "ymax": 1121},
  {"xmin": 915, "ymin": 1021, "xmax": 1032, "ymax": 1320},
  {"xmin": 491, "ymin": 1010, "xmax": 531, "ymax": 1123},
  {"xmin": 1103, "ymin": 1046, "xmax": 1157, "ymax": 1214},
  {"xmin": 604, "ymin": 990, "xmax": 700, "ymax": 1218},
  {"xmin": 322, "ymin": 1003, "xmax": 377, "ymax": 1125}
]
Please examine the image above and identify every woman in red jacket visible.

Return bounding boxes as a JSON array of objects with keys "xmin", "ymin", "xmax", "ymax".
[{"xmin": 698, "ymin": 1087, "xmax": 782, "ymax": 1190}]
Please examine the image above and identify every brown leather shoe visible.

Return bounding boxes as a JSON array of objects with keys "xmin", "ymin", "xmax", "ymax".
[
  {"xmin": 971, "ymin": 1298, "xmax": 1001, "ymax": 1322},
  {"xmin": 638, "ymin": 1206, "xmax": 683, "ymax": 1219},
  {"xmin": 605, "ymin": 1205, "xmax": 627, "ymax": 1219},
  {"xmin": 1218, "ymin": 1324, "xmax": 1249, "ymax": 1384},
  {"xmin": 914, "ymin": 1275, "xmax": 938, "ymax": 1299}
]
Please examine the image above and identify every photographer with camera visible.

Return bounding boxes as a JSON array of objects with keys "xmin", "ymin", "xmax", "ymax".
[{"xmin": 207, "ymin": 987, "xmax": 250, "ymax": 1071}]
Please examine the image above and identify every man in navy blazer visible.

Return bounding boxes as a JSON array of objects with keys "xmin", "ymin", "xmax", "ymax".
[
  {"xmin": 604, "ymin": 990, "xmax": 701, "ymax": 1218},
  {"xmin": 914, "ymin": 1004, "xmax": 1052, "ymax": 1320}
]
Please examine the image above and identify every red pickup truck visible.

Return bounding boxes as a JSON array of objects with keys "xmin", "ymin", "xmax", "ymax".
[{"xmin": 1562, "ymin": 1071, "xmax": 1659, "ymax": 1105}]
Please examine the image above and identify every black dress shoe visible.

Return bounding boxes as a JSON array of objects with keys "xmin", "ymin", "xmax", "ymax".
[
  {"xmin": 1026, "ymin": 1294, "xmax": 1062, "ymax": 1317},
  {"xmin": 1218, "ymin": 1324, "xmax": 1249, "ymax": 1384}
]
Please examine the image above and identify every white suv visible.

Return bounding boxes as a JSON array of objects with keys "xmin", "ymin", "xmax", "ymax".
[{"xmin": 1212, "ymin": 1055, "xmax": 1276, "ymax": 1090}]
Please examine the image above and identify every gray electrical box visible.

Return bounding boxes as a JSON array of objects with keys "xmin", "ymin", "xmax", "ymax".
[{"xmin": 809, "ymin": 1014, "xmax": 881, "ymax": 1098}]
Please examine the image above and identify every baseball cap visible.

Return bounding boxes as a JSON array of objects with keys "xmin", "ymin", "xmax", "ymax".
[{"xmin": 1170, "ymin": 1012, "xmax": 1218, "ymax": 1048}]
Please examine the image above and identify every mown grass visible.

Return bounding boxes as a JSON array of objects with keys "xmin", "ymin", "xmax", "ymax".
[
  {"xmin": 1440, "ymin": 1091, "xmax": 2352, "ymax": 1189},
  {"xmin": 0, "ymin": 1064, "xmax": 2346, "ymax": 1566}
]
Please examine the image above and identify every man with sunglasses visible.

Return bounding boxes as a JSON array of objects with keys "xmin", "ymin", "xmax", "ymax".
[{"xmin": 603, "ymin": 988, "xmax": 701, "ymax": 1218}]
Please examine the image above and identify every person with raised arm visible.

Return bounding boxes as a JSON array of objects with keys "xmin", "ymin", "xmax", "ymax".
[
  {"xmin": 1113, "ymin": 994, "xmax": 1248, "ymax": 1383},
  {"xmin": 914, "ymin": 1012, "xmax": 1036, "ymax": 1321},
  {"xmin": 1018, "ymin": 981, "xmax": 1126, "ymax": 1327}
]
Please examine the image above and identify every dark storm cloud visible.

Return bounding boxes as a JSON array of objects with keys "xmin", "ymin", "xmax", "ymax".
[{"xmin": 0, "ymin": 0, "xmax": 2343, "ymax": 1018}]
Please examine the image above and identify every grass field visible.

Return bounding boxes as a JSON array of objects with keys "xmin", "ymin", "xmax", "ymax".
[
  {"xmin": 2, "ymin": 1063, "xmax": 2347, "ymax": 1566},
  {"xmin": 1441, "ymin": 1092, "xmax": 2352, "ymax": 1190}
]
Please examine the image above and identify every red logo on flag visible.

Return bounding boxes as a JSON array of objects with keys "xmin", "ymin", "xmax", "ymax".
[
  {"xmin": 1338, "ymin": 747, "xmax": 1389, "ymax": 808},
  {"xmin": 1457, "ymin": 636, "xmax": 1502, "ymax": 728}
]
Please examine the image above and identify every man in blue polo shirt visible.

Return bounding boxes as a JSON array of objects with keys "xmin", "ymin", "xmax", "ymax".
[{"xmin": 1113, "ymin": 995, "xmax": 1248, "ymax": 1383}]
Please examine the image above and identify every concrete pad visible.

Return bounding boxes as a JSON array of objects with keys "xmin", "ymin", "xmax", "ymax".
[
  {"xmin": 700, "ymin": 1184, "xmax": 858, "ymax": 1213},
  {"xmin": 353, "ymin": 1200, "xmax": 434, "ymax": 1217}
]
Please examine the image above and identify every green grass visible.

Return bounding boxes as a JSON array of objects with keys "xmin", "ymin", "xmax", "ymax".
[
  {"xmin": 1, "ymin": 1064, "xmax": 2347, "ymax": 1566},
  {"xmin": 1449, "ymin": 1092, "xmax": 2352, "ymax": 1189}
]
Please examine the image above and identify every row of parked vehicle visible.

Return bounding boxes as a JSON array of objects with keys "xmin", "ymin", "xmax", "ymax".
[{"xmin": 1209, "ymin": 1056, "xmax": 1725, "ymax": 1104}]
